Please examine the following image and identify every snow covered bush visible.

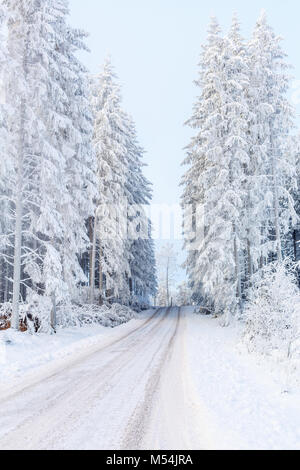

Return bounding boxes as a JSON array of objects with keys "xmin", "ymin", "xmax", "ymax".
[
  {"xmin": 129, "ymin": 295, "xmax": 151, "ymax": 312},
  {"xmin": 0, "ymin": 303, "xmax": 13, "ymax": 330},
  {"xmin": 0, "ymin": 298, "xmax": 48, "ymax": 333},
  {"xmin": 243, "ymin": 261, "xmax": 300, "ymax": 359},
  {"xmin": 0, "ymin": 300, "xmax": 137, "ymax": 334},
  {"xmin": 176, "ymin": 282, "xmax": 192, "ymax": 307},
  {"xmin": 22, "ymin": 293, "xmax": 54, "ymax": 334},
  {"xmin": 56, "ymin": 303, "xmax": 136, "ymax": 329}
]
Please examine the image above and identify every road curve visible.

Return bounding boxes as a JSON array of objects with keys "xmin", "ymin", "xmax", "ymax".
[{"xmin": 0, "ymin": 307, "xmax": 199, "ymax": 450}]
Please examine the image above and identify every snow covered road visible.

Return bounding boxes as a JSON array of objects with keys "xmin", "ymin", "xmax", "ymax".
[
  {"xmin": 0, "ymin": 307, "xmax": 202, "ymax": 450},
  {"xmin": 1, "ymin": 307, "xmax": 299, "ymax": 450}
]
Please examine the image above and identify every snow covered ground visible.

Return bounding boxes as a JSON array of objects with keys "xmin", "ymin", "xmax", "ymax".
[
  {"xmin": 0, "ymin": 306, "xmax": 299, "ymax": 450},
  {"xmin": 0, "ymin": 305, "xmax": 139, "ymax": 386},
  {"xmin": 185, "ymin": 307, "xmax": 300, "ymax": 450}
]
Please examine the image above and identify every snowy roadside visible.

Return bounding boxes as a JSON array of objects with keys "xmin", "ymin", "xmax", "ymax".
[
  {"xmin": 183, "ymin": 307, "xmax": 300, "ymax": 450},
  {"xmin": 0, "ymin": 309, "xmax": 154, "ymax": 401}
]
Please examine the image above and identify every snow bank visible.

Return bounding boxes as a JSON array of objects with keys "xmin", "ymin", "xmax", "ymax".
[
  {"xmin": 0, "ymin": 301, "xmax": 136, "ymax": 333},
  {"xmin": 0, "ymin": 324, "xmax": 108, "ymax": 384},
  {"xmin": 0, "ymin": 303, "xmax": 139, "ymax": 389},
  {"xmin": 184, "ymin": 307, "xmax": 300, "ymax": 450}
]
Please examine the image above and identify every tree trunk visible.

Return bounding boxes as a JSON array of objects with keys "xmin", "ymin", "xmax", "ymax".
[
  {"xmin": 50, "ymin": 292, "xmax": 56, "ymax": 332},
  {"xmin": 99, "ymin": 242, "xmax": 103, "ymax": 305},
  {"xmin": 11, "ymin": 25, "xmax": 30, "ymax": 330},
  {"xmin": 247, "ymin": 238, "xmax": 253, "ymax": 281},
  {"xmin": 89, "ymin": 215, "xmax": 97, "ymax": 304},
  {"xmin": 166, "ymin": 260, "xmax": 169, "ymax": 307},
  {"xmin": 4, "ymin": 260, "xmax": 9, "ymax": 302},
  {"xmin": 270, "ymin": 126, "xmax": 282, "ymax": 262},
  {"xmin": 233, "ymin": 229, "xmax": 242, "ymax": 309},
  {"xmin": 88, "ymin": 216, "xmax": 94, "ymax": 286},
  {"xmin": 11, "ymin": 156, "xmax": 23, "ymax": 330},
  {"xmin": 293, "ymin": 229, "xmax": 298, "ymax": 261},
  {"xmin": 11, "ymin": 96, "xmax": 26, "ymax": 330}
]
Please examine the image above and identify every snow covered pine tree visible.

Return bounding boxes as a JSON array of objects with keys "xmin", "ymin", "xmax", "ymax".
[
  {"xmin": 182, "ymin": 13, "xmax": 298, "ymax": 318},
  {"xmin": 90, "ymin": 58, "xmax": 156, "ymax": 308},
  {"xmin": 1, "ymin": 0, "xmax": 97, "ymax": 330}
]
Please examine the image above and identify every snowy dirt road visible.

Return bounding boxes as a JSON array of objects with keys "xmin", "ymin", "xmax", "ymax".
[{"xmin": 0, "ymin": 307, "xmax": 203, "ymax": 450}]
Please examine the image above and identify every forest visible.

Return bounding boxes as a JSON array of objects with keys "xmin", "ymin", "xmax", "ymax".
[
  {"xmin": 181, "ymin": 13, "xmax": 300, "ymax": 350},
  {"xmin": 0, "ymin": 0, "xmax": 300, "ymax": 452},
  {"xmin": 0, "ymin": 2, "xmax": 299, "ymax": 352},
  {"xmin": 0, "ymin": 0, "xmax": 157, "ymax": 333}
]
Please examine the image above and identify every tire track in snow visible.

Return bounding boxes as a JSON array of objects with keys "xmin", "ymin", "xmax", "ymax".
[
  {"xmin": 0, "ymin": 307, "xmax": 174, "ymax": 449},
  {"xmin": 0, "ymin": 307, "xmax": 161, "ymax": 406},
  {"xmin": 121, "ymin": 307, "xmax": 181, "ymax": 450}
]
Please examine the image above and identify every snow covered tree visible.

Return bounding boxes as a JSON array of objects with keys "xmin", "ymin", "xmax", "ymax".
[
  {"xmin": 292, "ymin": 134, "xmax": 300, "ymax": 265},
  {"xmin": 1, "ymin": 0, "xmax": 97, "ymax": 330},
  {"xmin": 182, "ymin": 16, "xmax": 250, "ymax": 315},
  {"xmin": 282, "ymin": 135, "xmax": 300, "ymax": 288},
  {"xmin": 244, "ymin": 260, "xmax": 300, "ymax": 358},
  {"xmin": 91, "ymin": 59, "xmax": 130, "ymax": 304},
  {"xmin": 91, "ymin": 59, "xmax": 157, "ymax": 307},
  {"xmin": 44, "ymin": 1, "xmax": 97, "ymax": 301},
  {"xmin": 182, "ymin": 17, "xmax": 224, "ymax": 311},
  {"xmin": 0, "ymin": 0, "xmax": 156, "ymax": 329},
  {"xmin": 0, "ymin": 4, "xmax": 11, "ymax": 304},
  {"xmin": 175, "ymin": 281, "xmax": 192, "ymax": 306},
  {"xmin": 2, "ymin": 0, "xmax": 52, "ymax": 329},
  {"xmin": 220, "ymin": 15, "xmax": 251, "ymax": 307},
  {"xmin": 182, "ymin": 13, "xmax": 298, "ymax": 317},
  {"xmin": 124, "ymin": 114, "xmax": 157, "ymax": 305},
  {"xmin": 129, "ymin": 221, "xmax": 157, "ymax": 306},
  {"xmin": 248, "ymin": 11, "xmax": 297, "ymax": 267},
  {"xmin": 156, "ymin": 283, "xmax": 168, "ymax": 307},
  {"xmin": 156, "ymin": 243, "xmax": 177, "ymax": 307}
]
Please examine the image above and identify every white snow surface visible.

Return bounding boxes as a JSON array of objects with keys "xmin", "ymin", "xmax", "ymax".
[
  {"xmin": 185, "ymin": 308, "xmax": 300, "ymax": 450},
  {"xmin": 0, "ymin": 303, "xmax": 138, "ymax": 385},
  {"xmin": 0, "ymin": 306, "xmax": 299, "ymax": 450}
]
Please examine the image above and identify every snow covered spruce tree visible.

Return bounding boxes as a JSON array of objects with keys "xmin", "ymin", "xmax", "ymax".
[
  {"xmin": 124, "ymin": 115, "xmax": 157, "ymax": 306},
  {"xmin": 156, "ymin": 243, "xmax": 177, "ymax": 307},
  {"xmin": 1, "ymin": 0, "xmax": 97, "ymax": 330},
  {"xmin": 220, "ymin": 15, "xmax": 251, "ymax": 309},
  {"xmin": 182, "ymin": 13, "xmax": 298, "ymax": 317},
  {"xmin": 182, "ymin": 18, "xmax": 224, "ymax": 310},
  {"xmin": 175, "ymin": 282, "xmax": 192, "ymax": 307},
  {"xmin": 247, "ymin": 11, "xmax": 297, "ymax": 269},
  {"xmin": 91, "ymin": 58, "xmax": 156, "ymax": 307},
  {"xmin": 128, "ymin": 220, "xmax": 157, "ymax": 307},
  {"xmin": 182, "ymin": 16, "xmax": 250, "ymax": 315},
  {"xmin": 2, "ymin": 0, "xmax": 51, "ymax": 329},
  {"xmin": 288, "ymin": 134, "xmax": 300, "ymax": 265},
  {"xmin": 45, "ymin": 0, "xmax": 97, "ymax": 302},
  {"xmin": 0, "ymin": 3, "xmax": 11, "ymax": 304},
  {"xmin": 90, "ymin": 59, "xmax": 130, "ymax": 304}
]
